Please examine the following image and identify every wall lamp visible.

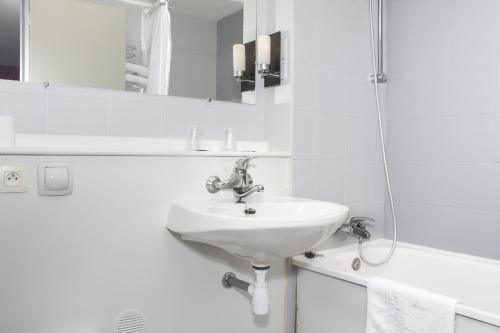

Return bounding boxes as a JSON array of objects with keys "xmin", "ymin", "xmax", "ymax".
[
  {"xmin": 257, "ymin": 32, "xmax": 282, "ymax": 88},
  {"xmin": 233, "ymin": 31, "xmax": 285, "ymax": 90},
  {"xmin": 233, "ymin": 43, "xmax": 255, "ymax": 86}
]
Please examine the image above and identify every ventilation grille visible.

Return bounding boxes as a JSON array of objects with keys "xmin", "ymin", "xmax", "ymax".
[{"xmin": 114, "ymin": 310, "xmax": 145, "ymax": 333}]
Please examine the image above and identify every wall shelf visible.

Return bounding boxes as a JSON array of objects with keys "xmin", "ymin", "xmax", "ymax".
[{"xmin": 0, "ymin": 134, "xmax": 291, "ymax": 157}]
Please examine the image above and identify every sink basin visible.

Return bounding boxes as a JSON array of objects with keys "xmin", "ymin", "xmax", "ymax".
[{"xmin": 166, "ymin": 196, "xmax": 349, "ymax": 264}]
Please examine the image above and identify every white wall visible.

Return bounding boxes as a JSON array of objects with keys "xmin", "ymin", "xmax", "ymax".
[
  {"xmin": 385, "ymin": 0, "xmax": 500, "ymax": 260},
  {"xmin": 0, "ymin": 79, "xmax": 264, "ymax": 143},
  {"xmin": 291, "ymin": 0, "xmax": 386, "ymax": 247},
  {"xmin": 257, "ymin": 0, "xmax": 293, "ymax": 154},
  {"xmin": 0, "ymin": 155, "xmax": 291, "ymax": 333}
]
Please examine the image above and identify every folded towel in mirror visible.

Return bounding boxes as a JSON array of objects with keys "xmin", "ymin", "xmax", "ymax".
[{"xmin": 126, "ymin": 62, "xmax": 149, "ymax": 78}]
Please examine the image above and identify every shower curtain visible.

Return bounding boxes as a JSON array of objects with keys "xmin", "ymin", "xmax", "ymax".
[{"xmin": 141, "ymin": 2, "xmax": 172, "ymax": 95}]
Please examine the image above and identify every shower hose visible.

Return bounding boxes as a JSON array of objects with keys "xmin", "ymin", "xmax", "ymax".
[{"xmin": 358, "ymin": 0, "xmax": 398, "ymax": 266}]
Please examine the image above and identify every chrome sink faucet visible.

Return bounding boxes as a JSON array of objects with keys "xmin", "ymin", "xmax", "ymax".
[{"xmin": 206, "ymin": 157, "xmax": 264, "ymax": 203}]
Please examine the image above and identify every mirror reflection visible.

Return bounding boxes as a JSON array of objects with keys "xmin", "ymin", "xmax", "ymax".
[{"xmin": 0, "ymin": 0, "xmax": 256, "ymax": 104}]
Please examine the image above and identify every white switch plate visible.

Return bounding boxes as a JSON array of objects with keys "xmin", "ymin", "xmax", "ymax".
[
  {"xmin": 0, "ymin": 166, "xmax": 27, "ymax": 193},
  {"xmin": 38, "ymin": 162, "xmax": 73, "ymax": 196}
]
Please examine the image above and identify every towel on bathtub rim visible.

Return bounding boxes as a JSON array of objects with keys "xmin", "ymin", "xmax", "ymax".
[{"xmin": 366, "ymin": 277, "xmax": 458, "ymax": 333}]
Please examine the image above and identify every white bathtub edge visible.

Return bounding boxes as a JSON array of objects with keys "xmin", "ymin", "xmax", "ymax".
[{"xmin": 292, "ymin": 240, "xmax": 500, "ymax": 328}]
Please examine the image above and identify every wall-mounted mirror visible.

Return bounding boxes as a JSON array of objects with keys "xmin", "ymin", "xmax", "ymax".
[{"xmin": 0, "ymin": 0, "xmax": 256, "ymax": 104}]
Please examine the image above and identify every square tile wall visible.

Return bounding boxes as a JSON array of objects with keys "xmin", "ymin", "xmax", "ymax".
[
  {"xmin": 385, "ymin": 0, "xmax": 500, "ymax": 259},
  {"xmin": 0, "ymin": 79, "xmax": 270, "ymax": 146},
  {"xmin": 291, "ymin": 0, "xmax": 386, "ymax": 247}
]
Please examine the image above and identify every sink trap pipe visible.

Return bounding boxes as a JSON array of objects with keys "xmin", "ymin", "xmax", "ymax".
[{"xmin": 222, "ymin": 266, "xmax": 270, "ymax": 315}]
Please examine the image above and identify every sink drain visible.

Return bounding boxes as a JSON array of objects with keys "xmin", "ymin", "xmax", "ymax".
[{"xmin": 244, "ymin": 207, "xmax": 256, "ymax": 215}]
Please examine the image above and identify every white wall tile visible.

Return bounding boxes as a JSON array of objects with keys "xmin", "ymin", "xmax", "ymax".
[
  {"xmin": 446, "ymin": 163, "xmax": 500, "ymax": 211},
  {"xmin": 291, "ymin": 0, "xmax": 386, "ymax": 247},
  {"xmin": 346, "ymin": 76, "xmax": 375, "ymax": 118},
  {"xmin": 369, "ymin": 201, "xmax": 386, "ymax": 238},
  {"xmin": 163, "ymin": 96, "xmax": 209, "ymax": 138},
  {"xmin": 448, "ymin": 66, "xmax": 496, "ymax": 116},
  {"xmin": 293, "ymin": 62, "xmax": 315, "ymax": 112},
  {"xmin": 405, "ymin": 204, "xmax": 446, "ymax": 248},
  {"xmin": 293, "ymin": 110, "xmax": 314, "ymax": 159},
  {"xmin": 383, "ymin": 202, "xmax": 407, "ymax": 240},
  {"xmin": 450, "ymin": 0, "xmax": 498, "ymax": 67},
  {"xmin": 410, "ymin": 0, "xmax": 451, "ymax": 71},
  {"xmin": 314, "ymin": 66, "xmax": 346, "ymax": 116},
  {"xmin": 387, "ymin": 162, "xmax": 409, "ymax": 203},
  {"xmin": 372, "ymin": 162, "xmax": 386, "ymax": 202},
  {"xmin": 386, "ymin": 118, "xmax": 410, "ymax": 161},
  {"xmin": 346, "ymin": 117, "xmax": 374, "ymax": 161},
  {"xmin": 408, "ymin": 162, "xmax": 447, "ymax": 205},
  {"xmin": 346, "ymin": 0, "xmax": 371, "ymax": 76},
  {"xmin": 292, "ymin": 159, "xmax": 315, "ymax": 198},
  {"xmin": 387, "ymin": 0, "xmax": 500, "ymax": 259},
  {"xmin": 293, "ymin": 0, "xmax": 315, "ymax": 64},
  {"xmin": 444, "ymin": 207, "xmax": 500, "ymax": 258},
  {"xmin": 0, "ymin": 79, "xmax": 45, "ymax": 94},
  {"xmin": 0, "ymin": 91, "xmax": 46, "ymax": 133},
  {"xmin": 409, "ymin": 117, "xmax": 447, "ymax": 161},
  {"xmin": 265, "ymin": 102, "xmax": 292, "ymax": 151},
  {"xmin": 494, "ymin": 114, "xmax": 500, "ymax": 162},
  {"xmin": 47, "ymin": 87, "xmax": 106, "ymax": 135},
  {"xmin": 447, "ymin": 114, "xmax": 495, "ymax": 162},
  {"xmin": 313, "ymin": 113, "xmax": 345, "ymax": 160},
  {"xmin": 207, "ymin": 101, "xmax": 250, "ymax": 140},
  {"xmin": 385, "ymin": 75, "xmax": 410, "ymax": 120},
  {"xmin": 386, "ymin": 0, "xmax": 410, "ymax": 76},
  {"xmin": 345, "ymin": 162, "xmax": 373, "ymax": 204},
  {"xmin": 107, "ymin": 94, "xmax": 162, "ymax": 137},
  {"xmin": 314, "ymin": 160, "xmax": 345, "ymax": 203},
  {"xmin": 313, "ymin": 0, "xmax": 346, "ymax": 70},
  {"xmin": 247, "ymin": 112, "xmax": 265, "ymax": 142},
  {"xmin": 410, "ymin": 69, "xmax": 450, "ymax": 118}
]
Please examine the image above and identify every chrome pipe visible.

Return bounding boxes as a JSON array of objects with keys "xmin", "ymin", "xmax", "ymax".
[
  {"xmin": 378, "ymin": 0, "xmax": 383, "ymax": 75},
  {"xmin": 222, "ymin": 272, "xmax": 250, "ymax": 292}
]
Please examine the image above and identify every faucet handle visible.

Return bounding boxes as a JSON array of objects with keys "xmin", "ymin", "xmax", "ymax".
[
  {"xmin": 340, "ymin": 217, "xmax": 374, "ymax": 240},
  {"xmin": 341, "ymin": 216, "xmax": 374, "ymax": 233},
  {"xmin": 349, "ymin": 216, "xmax": 375, "ymax": 226},
  {"xmin": 234, "ymin": 156, "xmax": 257, "ymax": 171}
]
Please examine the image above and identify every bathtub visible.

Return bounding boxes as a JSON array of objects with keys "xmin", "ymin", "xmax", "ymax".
[{"xmin": 292, "ymin": 240, "xmax": 500, "ymax": 333}]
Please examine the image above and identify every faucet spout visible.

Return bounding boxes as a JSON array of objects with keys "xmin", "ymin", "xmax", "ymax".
[{"xmin": 234, "ymin": 184, "xmax": 264, "ymax": 201}]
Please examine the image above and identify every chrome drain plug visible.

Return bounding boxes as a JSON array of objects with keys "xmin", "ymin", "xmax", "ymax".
[
  {"xmin": 244, "ymin": 207, "xmax": 256, "ymax": 215},
  {"xmin": 352, "ymin": 258, "xmax": 361, "ymax": 271}
]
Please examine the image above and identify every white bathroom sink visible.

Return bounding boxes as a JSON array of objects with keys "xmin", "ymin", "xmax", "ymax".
[{"xmin": 166, "ymin": 196, "xmax": 349, "ymax": 265}]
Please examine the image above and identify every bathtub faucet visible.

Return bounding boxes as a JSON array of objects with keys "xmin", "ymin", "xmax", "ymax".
[{"xmin": 340, "ymin": 217, "xmax": 374, "ymax": 240}]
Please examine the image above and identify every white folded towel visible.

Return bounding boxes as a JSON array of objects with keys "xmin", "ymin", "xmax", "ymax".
[
  {"xmin": 126, "ymin": 62, "xmax": 150, "ymax": 78},
  {"xmin": 125, "ymin": 74, "xmax": 148, "ymax": 87},
  {"xmin": 366, "ymin": 277, "xmax": 458, "ymax": 333}
]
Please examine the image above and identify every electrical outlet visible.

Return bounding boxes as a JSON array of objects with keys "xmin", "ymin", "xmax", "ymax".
[
  {"xmin": 5, "ymin": 171, "xmax": 22, "ymax": 187},
  {"xmin": 0, "ymin": 166, "xmax": 27, "ymax": 193}
]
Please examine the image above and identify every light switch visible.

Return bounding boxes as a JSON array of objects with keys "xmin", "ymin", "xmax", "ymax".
[
  {"xmin": 45, "ymin": 167, "xmax": 69, "ymax": 191},
  {"xmin": 38, "ymin": 162, "xmax": 73, "ymax": 196}
]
